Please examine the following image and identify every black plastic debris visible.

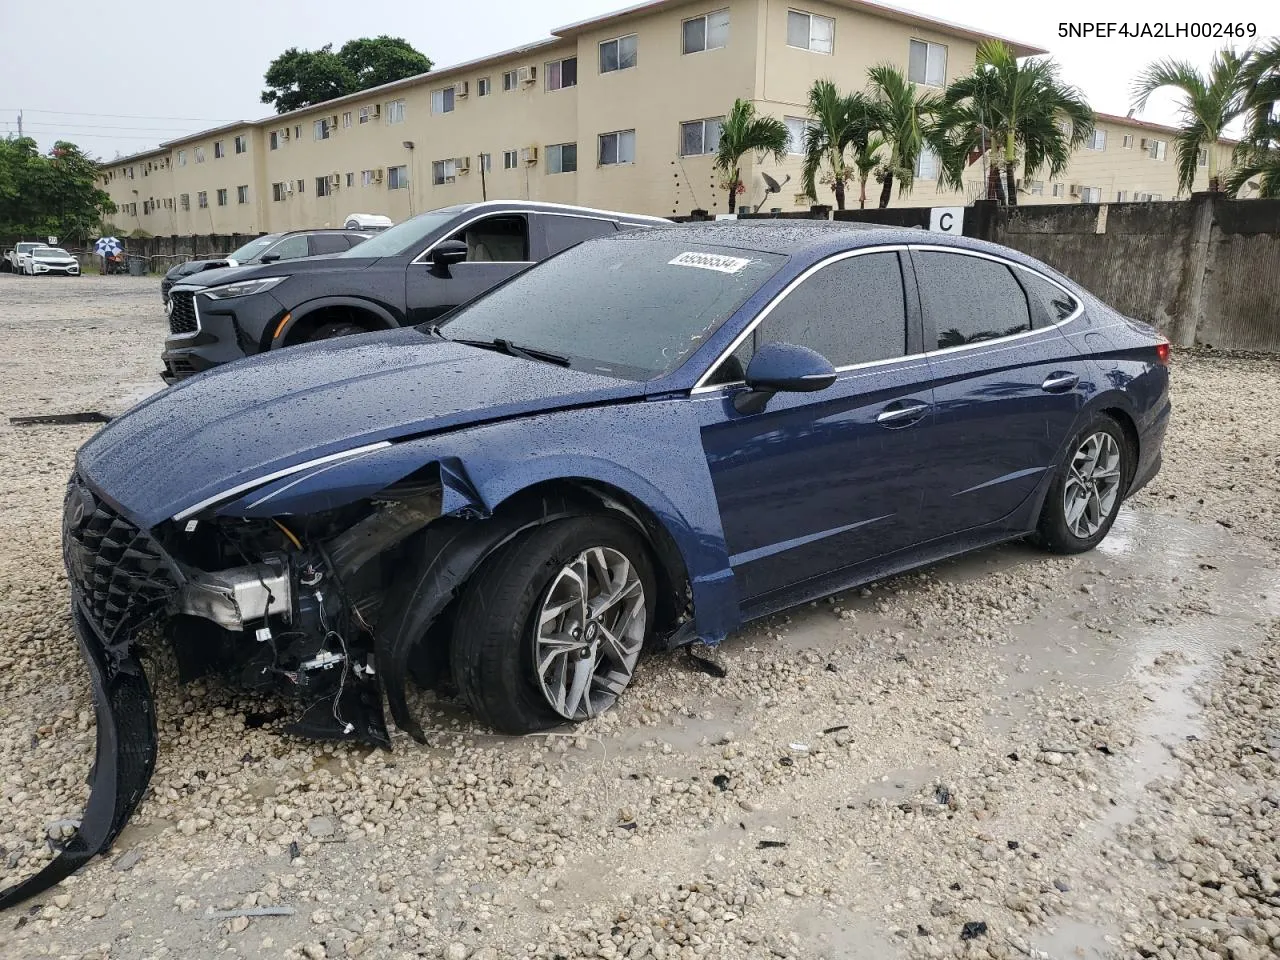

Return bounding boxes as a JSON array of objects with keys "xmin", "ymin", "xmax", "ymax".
[
  {"xmin": 712, "ymin": 774, "xmax": 730, "ymax": 791},
  {"xmin": 757, "ymin": 840, "xmax": 787, "ymax": 849},
  {"xmin": 1007, "ymin": 752, "xmax": 1020, "ymax": 761},
  {"xmin": 288, "ymin": 840, "xmax": 300, "ymax": 861},
  {"xmin": 9, "ymin": 412, "xmax": 112, "ymax": 426},
  {"xmin": 619, "ymin": 822, "xmax": 638, "ymax": 832},
  {"xmin": 935, "ymin": 785, "xmax": 952, "ymax": 805},
  {"xmin": 916, "ymin": 924, "xmax": 931, "ymax": 937},
  {"xmin": 959, "ymin": 921, "xmax": 988, "ymax": 940},
  {"xmin": 823, "ymin": 725, "xmax": 849, "ymax": 735},
  {"xmin": 1007, "ymin": 840, "xmax": 1020, "ymax": 850},
  {"xmin": 949, "ymin": 882, "xmax": 962, "ymax": 891},
  {"xmin": 778, "ymin": 756, "xmax": 794, "ymax": 767}
]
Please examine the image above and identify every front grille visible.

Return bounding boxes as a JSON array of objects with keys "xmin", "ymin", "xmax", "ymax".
[
  {"xmin": 168, "ymin": 290, "xmax": 198, "ymax": 335},
  {"xmin": 63, "ymin": 475, "xmax": 174, "ymax": 641}
]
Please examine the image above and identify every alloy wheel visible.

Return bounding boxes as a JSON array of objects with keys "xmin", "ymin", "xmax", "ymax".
[
  {"xmin": 534, "ymin": 546, "xmax": 646, "ymax": 721},
  {"xmin": 1063, "ymin": 431, "xmax": 1122, "ymax": 539}
]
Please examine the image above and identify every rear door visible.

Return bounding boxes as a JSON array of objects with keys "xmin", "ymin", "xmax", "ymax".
[
  {"xmin": 308, "ymin": 233, "xmax": 351, "ymax": 257},
  {"xmin": 532, "ymin": 213, "xmax": 618, "ymax": 258},
  {"xmin": 909, "ymin": 248, "xmax": 1088, "ymax": 537},
  {"xmin": 405, "ymin": 213, "xmax": 533, "ymax": 324}
]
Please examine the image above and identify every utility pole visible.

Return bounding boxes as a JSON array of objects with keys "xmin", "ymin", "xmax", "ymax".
[{"xmin": 16, "ymin": 110, "xmax": 22, "ymax": 138}]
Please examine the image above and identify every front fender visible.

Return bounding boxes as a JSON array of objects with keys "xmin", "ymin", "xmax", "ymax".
[{"xmin": 270, "ymin": 296, "xmax": 402, "ymax": 348}]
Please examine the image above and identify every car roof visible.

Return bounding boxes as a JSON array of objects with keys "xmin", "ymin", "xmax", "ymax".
[{"xmin": 456, "ymin": 199, "xmax": 669, "ymax": 226}]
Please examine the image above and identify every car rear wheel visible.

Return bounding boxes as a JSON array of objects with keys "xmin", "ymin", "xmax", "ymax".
[
  {"xmin": 451, "ymin": 516, "xmax": 655, "ymax": 733},
  {"xmin": 1035, "ymin": 414, "xmax": 1131, "ymax": 554},
  {"xmin": 309, "ymin": 320, "xmax": 366, "ymax": 340}
]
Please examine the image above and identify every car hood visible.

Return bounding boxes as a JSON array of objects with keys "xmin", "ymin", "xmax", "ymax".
[
  {"xmin": 174, "ymin": 256, "xmax": 378, "ymax": 290},
  {"xmin": 77, "ymin": 327, "xmax": 647, "ymax": 528},
  {"xmin": 33, "ymin": 254, "xmax": 76, "ymax": 262}
]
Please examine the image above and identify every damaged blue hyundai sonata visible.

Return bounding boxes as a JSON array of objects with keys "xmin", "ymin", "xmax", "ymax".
[{"xmin": 1, "ymin": 222, "xmax": 1170, "ymax": 906}]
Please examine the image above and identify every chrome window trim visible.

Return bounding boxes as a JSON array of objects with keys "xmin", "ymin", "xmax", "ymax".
[
  {"xmin": 690, "ymin": 242, "xmax": 1083, "ymax": 394},
  {"xmin": 172, "ymin": 441, "xmax": 393, "ymax": 522},
  {"xmin": 411, "ymin": 208, "xmax": 649, "ymax": 266}
]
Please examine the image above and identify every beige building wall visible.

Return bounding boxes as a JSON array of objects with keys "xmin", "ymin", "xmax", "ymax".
[{"xmin": 100, "ymin": 0, "xmax": 1240, "ymax": 235}]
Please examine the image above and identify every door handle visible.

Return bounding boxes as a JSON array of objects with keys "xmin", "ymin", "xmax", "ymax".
[
  {"xmin": 1041, "ymin": 372, "xmax": 1080, "ymax": 393},
  {"xmin": 876, "ymin": 400, "xmax": 929, "ymax": 427}
]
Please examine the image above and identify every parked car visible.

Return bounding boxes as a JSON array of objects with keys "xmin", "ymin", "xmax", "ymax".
[
  {"xmin": 3, "ymin": 241, "xmax": 43, "ymax": 273},
  {"xmin": 160, "ymin": 229, "xmax": 372, "ymax": 306},
  {"xmin": 23, "ymin": 246, "xmax": 80, "ymax": 276},
  {"xmin": 159, "ymin": 200, "xmax": 669, "ymax": 382},
  {"xmin": 2, "ymin": 222, "xmax": 1172, "ymax": 909}
]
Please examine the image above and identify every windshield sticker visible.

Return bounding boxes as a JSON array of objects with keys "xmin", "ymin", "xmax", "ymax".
[{"xmin": 667, "ymin": 251, "xmax": 752, "ymax": 274}]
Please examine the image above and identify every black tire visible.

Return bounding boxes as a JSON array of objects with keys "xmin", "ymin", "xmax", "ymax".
[
  {"xmin": 308, "ymin": 320, "xmax": 366, "ymax": 341},
  {"xmin": 1035, "ymin": 413, "xmax": 1132, "ymax": 554},
  {"xmin": 451, "ymin": 516, "xmax": 657, "ymax": 734}
]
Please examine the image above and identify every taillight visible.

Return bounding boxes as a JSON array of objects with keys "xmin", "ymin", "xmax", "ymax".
[{"xmin": 1155, "ymin": 341, "xmax": 1170, "ymax": 366}]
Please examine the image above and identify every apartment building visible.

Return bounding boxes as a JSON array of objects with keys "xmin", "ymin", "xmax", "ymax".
[{"xmin": 100, "ymin": 0, "xmax": 1235, "ymax": 236}]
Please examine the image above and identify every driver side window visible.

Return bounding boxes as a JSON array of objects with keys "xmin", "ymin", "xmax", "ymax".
[
  {"xmin": 450, "ymin": 215, "xmax": 529, "ymax": 262},
  {"xmin": 707, "ymin": 251, "xmax": 907, "ymax": 384}
]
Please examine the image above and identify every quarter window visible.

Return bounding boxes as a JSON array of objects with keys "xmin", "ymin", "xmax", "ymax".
[
  {"xmin": 683, "ymin": 9, "xmax": 729, "ymax": 54},
  {"xmin": 547, "ymin": 142, "xmax": 578, "ymax": 174},
  {"xmin": 787, "ymin": 10, "xmax": 834, "ymax": 54},
  {"xmin": 680, "ymin": 117, "xmax": 723, "ymax": 156},
  {"xmin": 914, "ymin": 252, "xmax": 1031, "ymax": 349},
  {"xmin": 907, "ymin": 39, "xmax": 947, "ymax": 85},
  {"xmin": 599, "ymin": 129, "xmax": 636, "ymax": 165},
  {"xmin": 543, "ymin": 216, "xmax": 616, "ymax": 253},
  {"xmin": 1015, "ymin": 271, "xmax": 1079, "ymax": 329},
  {"xmin": 600, "ymin": 34, "xmax": 638, "ymax": 73},
  {"xmin": 547, "ymin": 57, "xmax": 578, "ymax": 91}
]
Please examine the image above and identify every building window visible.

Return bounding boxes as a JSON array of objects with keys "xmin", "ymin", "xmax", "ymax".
[
  {"xmin": 683, "ymin": 9, "xmax": 729, "ymax": 54},
  {"xmin": 600, "ymin": 34, "xmax": 638, "ymax": 73},
  {"xmin": 1197, "ymin": 146, "xmax": 1208, "ymax": 166},
  {"xmin": 503, "ymin": 149, "xmax": 519, "ymax": 169},
  {"xmin": 1122, "ymin": 134, "xmax": 1134, "ymax": 148},
  {"xmin": 180, "ymin": 193, "xmax": 190, "ymax": 210},
  {"xmin": 432, "ymin": 159, "xmax": 456, "ymax": 185},
  {"xmin": 1116, "ymin": 190, "xmax": 1129, "ymax": 201},
  {"xmin": 342, "ymin": 111, "xmax": 352, "ymax": 128},
  {"xmin": 787, "ymin": 10, "xmax": 834, "ymax": 54},
  {"xmin": 599, "ymin": 129, "xmax": 636, "ymax": 165},
  {"xmin": 1051, "ymin": 183, "xmax": 1064, "ymax": 197},
  {"xmin": 547, "ymin": 142, "xmax": 577, "ymax": 174},
  {"xmin": 315, "ymin": 119, "xmax": 331, "ymax": 140},
  {"xmin": 784, "ymin": 116, "xmax": 813, "ymax": 154},
  {"xmin": 1089, "ymin": 129, "xmax": 1107, "ymax": 151},
  {"xmin": 1147, "ymin": 138, "xmax": 1167, "ymax": 160},
  {"xmin": 272, "ymin": 182, "xmax": 286, "ymax": 201},
  {"xmin": 432, "ymin": 87, "xmax": 456, "ymax": 114},
  {"xmin": 295, "ymin": 125, "xmax": 301, "ymax": 139},
  {"xmin": 387, "ymin": 99, "xmax": 407, "ymax": 124},
  {"xmin": 359, "ymin": 170, "xmax": 374, "ymax": 186},
  {"xmin": 194, "ymin": 147, "xmax": 205, "ymax": 163},
  {"xmin": 237, "ymin": 185, "xmax": 249, "ymax": 204},
  {"xmin": 296, "ymin": 178, "xmax": 305, "ymax": 193},
  {"xmin": 503, "ymin": 69, "xmax": 518, "ymax": 91},
  {"xmin": 315, "ymin": 176, "xmax": 331, "ymax": 197},
  {"xmin": 345, "ymin": 172, "xmax": 354, "ymax": 187},
  {"xmin": 914, "ymin": 146, "xmax": 939, "ymax": 180},
  {"xmin": 908, "ymin": 39, "xmax": 947, "ymax": 86},
  {"xmin": 197, "ymin": 191, "xmax": 208, "ymax": 208},
  {"xmin": 547, "ymin": 57, "xmax": 578, "ymax": 91},
  {"xmin": 479, "ymin": 152, "xmax": 492, "ymax": 173},
  {"xmin": 680, "ymin": 117, "xmax": 723, "ymax": 156},
  {"xmin": 269, "ymin": 132, "xmax": 279, "ymax": 150},
  {"xmin": 1029, "ymin": 180, "xmax": 1044, "ymax": 195},
  {"xmin": 388, "ymin": 164, "xmax": 409, "ymax": 189},
  {"xmin": 1081, "ymin": 186, "xmax": 1103, "ymax": 202},
  {"xmin": 472, "ymin": 76, "xmax": 488, "ymax": 97},
  {"xmin": 214, "ymin": 141, "xmax": 225, "ymax": 159},
  {"xmin": 177, "ymin": 150, "xmax": 186, "ymax": 166},
  {"xmin": 234, "ymin": 135, "xmax": 247, "ymax": 154},
  {"xmin": 359, "ymin": 106, "xmax": 371, "ymax": 124}
]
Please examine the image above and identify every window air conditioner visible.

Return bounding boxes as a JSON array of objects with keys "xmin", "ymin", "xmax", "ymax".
[
  {"xmin": 518, "ymin": 65, "xmax": 537, "ymax": 84},
  {"xmin": 521, "ymin": 145, "xmax": 539, "ymax": 164},
  {"xmin": 1069, "ymin": 184, "xmax": 1081, "ymax": 197},
  {"xmin": 286, "ymin": 182, "xmax": 293, "ymax": 194},
  {"xmin": 457, "ymin": 81, "xmax": 469, "ymax": 98},
  {"xmin": 374, "ymin": 167, "xmax": 384, "ymax": 182},
  {"xmin": 1139, "ymin": 138, "xmax": 1148, "ymax": 150},
  {"xmin": 330, "ymin": 115, "xmax": 339, "ymax": 128},
  {"xmin": 330, "ymin": 173, "xmax": 341, "ymax": 187},
  {"xmin": 455, "ymin": 157, "xmax": 471, "ymax": 174},
  {"xmin": 371, "ymin": 104, "xmax": 381, "ymax": 118},
  {"xmin": 282, "ymin": 128, "xmax": 291, "ymax": 141}
]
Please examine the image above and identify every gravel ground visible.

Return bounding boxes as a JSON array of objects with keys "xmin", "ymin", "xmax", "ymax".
[{"xmin": 0, "ymin": 275, "xmax": 1277, "ymax": 960}]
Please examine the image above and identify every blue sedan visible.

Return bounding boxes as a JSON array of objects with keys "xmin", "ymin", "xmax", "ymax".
[{"xmin": 1, "ymin": 222, "xmax": 1170, "ymax": 908}]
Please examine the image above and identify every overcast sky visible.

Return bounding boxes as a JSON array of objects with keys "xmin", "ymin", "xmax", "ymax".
[{"xmin": 0, "ymin": 0, "xmax": 1271, "ymax": 159}]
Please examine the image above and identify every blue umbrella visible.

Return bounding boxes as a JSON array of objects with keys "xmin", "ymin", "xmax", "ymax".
[{"xmin": 94, "ymin": 237, "xmax": 122, "ymax": 257}]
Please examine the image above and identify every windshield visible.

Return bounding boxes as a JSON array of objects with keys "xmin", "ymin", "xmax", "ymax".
[
  {"xmin": 35, "ymin": 248, "xmax": 69, "ymax": 258},
  {"xmin": 337, "ymin": 206, "xmax": 466, "ymax": 258},
  {"xmin": 438, "ymin": 236, "xmax": 786, "ymax": 380},
  {"xmin": 228, "ymin": 234, "xmax": 281, "ymax": 261},
  {"xmin": 17, "ymin": 243, "xmax": 39, "ymax": 252}
]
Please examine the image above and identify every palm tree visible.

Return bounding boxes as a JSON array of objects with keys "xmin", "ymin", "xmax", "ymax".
[
  {"xmin": 866, "ymin": 65, "xmax": 941, "ymax": 209},
  {"xmin": 937, "ymin": 40, "xmax": 1093, "ymax": 206},
  {"xmin": 800, "ymin": 79, "xmax": 882, "ymax": 211},
  {"xmin": 1223, "ymin": 142, "xmax": 1280, "ymax": 197},
  {"xmin": 1225, "ymin": 39, "xmax": 1280, "ymax": 198},
  {"xmin": 1131, "ymin": 47, "xmax": 1254, "ymax": 193},
  {"xmin": 852, "ymin": 135, "xmax": 885, "ymax": 209},
  {"xmin": 712, "ymin": 99, "xmax": 790, "ymax": 214}
]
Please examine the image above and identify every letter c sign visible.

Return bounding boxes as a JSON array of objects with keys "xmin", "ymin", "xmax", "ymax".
[{"xmin": 928, "ymin": 207, "xmax": 964, "ymax": 235}]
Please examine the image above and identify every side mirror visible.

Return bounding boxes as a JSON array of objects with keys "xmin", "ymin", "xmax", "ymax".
[
  {"xmin": 734, "ymin": 341, "xmax": 836, "ymax": 415},
  {"xmin": 259, "ymin": 253, "xmax": 281, "ymax": 263},
  {"xmin": 431, "ymin": 239, "xmax": 468, "ymax": 268}
]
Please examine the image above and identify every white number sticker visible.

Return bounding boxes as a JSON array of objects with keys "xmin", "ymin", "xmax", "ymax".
[{"xmin": 667, "ymin": 251, "xmax": 752, "ymax": 274}]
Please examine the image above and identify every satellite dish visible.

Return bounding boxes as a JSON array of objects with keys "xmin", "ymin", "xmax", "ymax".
[{"xmin": 762, "ymin": 172, "xmax": 782, "ymax": 193}]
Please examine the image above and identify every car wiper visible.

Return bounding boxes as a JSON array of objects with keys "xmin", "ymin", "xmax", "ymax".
[{"xmin": 439, "ymin": 332, "xmax": 571, "ymax": 367}]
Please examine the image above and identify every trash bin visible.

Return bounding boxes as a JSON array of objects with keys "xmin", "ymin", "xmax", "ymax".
[{"xmin": 126, "ymin": 256, "xmax": 147, "ymax": 277}]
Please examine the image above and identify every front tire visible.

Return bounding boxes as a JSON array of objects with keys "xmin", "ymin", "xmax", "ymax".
[
  {"xmin": 308, "ymin": 320, "xmax": 366, "ymax": 341},
  {"xmin": 1036, "ymin": 414, "xmax": 1131, "ymax": 554},
  {"xmin": 451, "ymin": 516, "xmax": 656, "ymax": 734}
]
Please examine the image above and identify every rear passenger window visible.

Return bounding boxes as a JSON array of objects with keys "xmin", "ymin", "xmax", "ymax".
[
  {"xmin": 543, "ymin": 216, "xmax": 617, "ymax": 254},
  {"xmin": 310, "ymin": 233, "xmax": 350, "ymax": 256},
  {"xmin": 1016, "ymin": 270, "xmax": 1079, "ymax": 329},
  {"xmin": 729, "ymin": 253, "xmax": 907, "ymax": 376},
  {"xmin": 914, "ymin": 252, "xmax": 1031, "ymax": 348}
]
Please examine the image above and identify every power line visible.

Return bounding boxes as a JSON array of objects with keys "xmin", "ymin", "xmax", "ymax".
[
  {"xmin": 12, "ymin": 120, "xmax": 212, "ymax": 132},
  {"xmin": 0, "ymin": 106, "xmax": 235, "ymax": 122},
  {"xmin": 0, "ymin": 127, "xmax": 179, "ymax": 141}
]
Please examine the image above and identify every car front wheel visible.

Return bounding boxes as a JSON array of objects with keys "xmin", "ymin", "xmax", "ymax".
[
  {"xmin": 1036, "ymin": 414, "xmax": 1131, "ymax": 554},
  {"xmin": 451, "ymin": 516, "xmax": 656, "ymax": 733}
]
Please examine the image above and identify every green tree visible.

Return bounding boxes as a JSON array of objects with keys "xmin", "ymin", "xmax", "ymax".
[
  {"xmin": 261, "ymin": 36, "xmax": 432, "ymax": 113},
  {"xmin": 1225, "ymin": 39, "xmax": 1280, "ymax": 198},
  {"xmin": 1131, "ymin": 47, "xmax": 1253, "ymax": 193},
  {"xmin": 866, "ymin": 64, "xmax": 940, "ymax": 209},
  {"xmin": 0, "ymin": 137, "xmax": 115, "ymax": 240},
  {"xmin": 852, "ymin": 134, "xmax": 884, "ymax": 209},
  {"xmin": 800, "ymin": 80, "xmax": 882, "ymax": 211},
  {"xmin": 713, "ymin": 99, "xmax": 790, "ymax": 214},
  {"xmin": 937, "ymin": 40, "xmax": 1093, "ymax": 206}
]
